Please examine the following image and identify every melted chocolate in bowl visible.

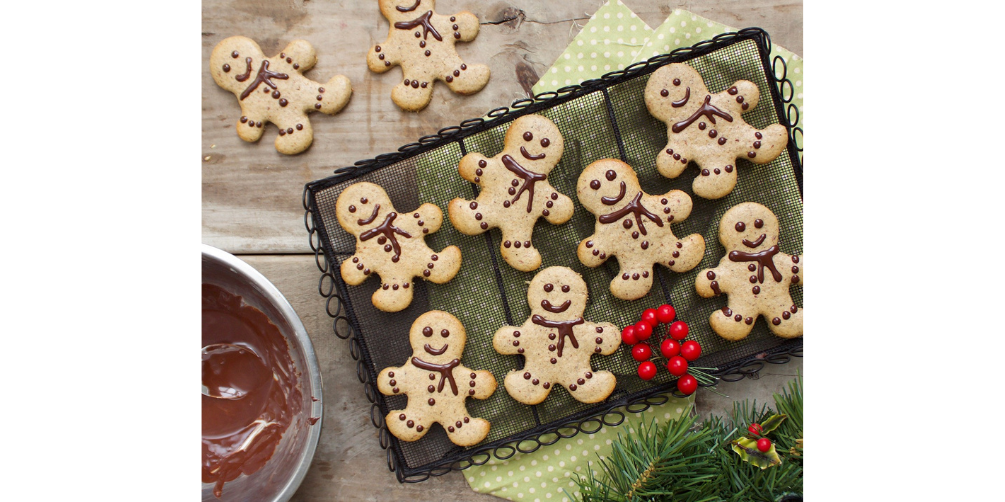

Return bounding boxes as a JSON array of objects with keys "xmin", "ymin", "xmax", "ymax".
[{"xmin": 202, "ymin": 284, "xmax": 302, "ymax": 498}]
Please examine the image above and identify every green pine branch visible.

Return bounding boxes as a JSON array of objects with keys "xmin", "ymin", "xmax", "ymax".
[{"xmin": 568, "ymin": 376, "xmax": 803, "ymax": 501}]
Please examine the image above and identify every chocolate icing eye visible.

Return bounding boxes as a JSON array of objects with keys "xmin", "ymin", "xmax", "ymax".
[
  {"xmin": 544, "ymin": 283, "xmax": 553, "ymax": 292},
  {"xmin": 735, "ymin": 221, "xmax": 746, "ymax": 232},
  {"xmin": 523, "ymin": 131, "xmax": 533, "ymax": 141},
  {"xmin": 561, "ymin": 285, "xmax": 570, "ymax": 293},
  {"xmin": 754, "ymin": 219, "xmax": 764, "ymax": 228},
  {"xmin": 590, "ymin": 180, "xmax": 601, "ymax": 190},
  {"xmin": 422, "ymin": 327, "xmax": 433, "ymax": 337},
  {"xmin": 440, "ymin": 329, "xmax": 450, "ymax": 338},
  {"xmin": 360, "ymin": 197, "xmax": 368, "ymax": 204},
  {"xmin": 540, "ymin": 138, "xmax": 550, "ymax": 147},
  {"xmin": 605, "ymin": 170, "xmax": 617, "ymax": 181},
  {"xmin": 231, "ymin": 51, "xmax": 239, "ymax": 58}
]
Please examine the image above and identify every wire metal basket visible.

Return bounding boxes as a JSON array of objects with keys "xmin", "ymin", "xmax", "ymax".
[{"xmin": 304, "ymin": 28, "xmax": 802, "ymax": 482}]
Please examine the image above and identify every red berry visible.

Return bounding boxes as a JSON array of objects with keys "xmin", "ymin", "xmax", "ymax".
[
  {"xmin": 677, "ymin": 374, "xmax": 697, "ymax": 395},
  {"xmin": 748, "ymin": 423, "xmax": 763, "ymax": 436},
  {"xmin": 634, "ymin": 321, "xmax": 653, "ymax": 340},
  {"xmin": 680, "ymin": 340, "xmax": 702, "ymax": 361},
  {"xmin": 756, "ymin": 438, "xmax": 772, "ymax": 453},
  {"xmin": 640, "ymin": 308, "xmax": 658, "ymax": 326},
  {"xmin": 637, "ymin": 361, "xmax": 657, "ymax": 380},
  {"xmin": 621, "ymin": 325, "xmax": 638, "ymax": 345},
  {"xmin": 659, "ymin": 339, "xmax": 681, "ymax": 358},
  {"xmin": 668, "ymin": 321, "xmax": 689, "ymax": 340},
  {"xmin": 656, "ymin": 304, "xmax": 676, "ymax": 324},
  {"xmin": 667, "ymin": 356, "xmax": 688, "ymax": 376},
  {"xmin": 631, "ymin": 343, "xmax": 652, "ymax": 362}
]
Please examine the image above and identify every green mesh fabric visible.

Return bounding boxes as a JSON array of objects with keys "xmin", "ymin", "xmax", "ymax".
[{"xmin": 307, "ymin": 32, "xmax": 801, "ymax": 477}]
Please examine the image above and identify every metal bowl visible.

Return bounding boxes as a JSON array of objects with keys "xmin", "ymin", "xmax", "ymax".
[{"xmin": 202, "ymin": 244, "xmax": 323, "ymax": 502}]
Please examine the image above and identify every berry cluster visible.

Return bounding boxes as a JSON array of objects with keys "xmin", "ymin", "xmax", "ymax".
[
  {"xmin": 748, "ymin": 423, "xmax": 772, "ymax": 452},
  {"xmin": 621, "ymin": 305, "xmax": 703, "ymax": 395}
]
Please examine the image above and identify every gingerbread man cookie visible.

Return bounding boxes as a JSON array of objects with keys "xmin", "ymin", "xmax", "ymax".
[
  {"xmin": 492, "ymin": 267, "xmax": 620, "ymax": 405},
  {"xmin": 644, "ymin": 63, "xmax": 788, "ymax": 199},
  {"xmin": 336, "ymin": 182, "xmax": 462, "ymax": 312},
  {"xmin": 449, "ymin": 115, "xmax": 574, "ymax": 271},
  {"xmin": 576, "ymin": 159, "xmax": 705, "ymax": 301},
  {"xmin": 367, "ymin": 0, "xmax": 490, "ymax": 112},
  {"xmin": 695, "ymin": 202, "xmax": 803, "ymax": 340},
  {"xmin": 377, "ymin": 311, "xmax": 497, "ymax": 446},
  {"xmin": 210, "ymin": 36, "xmax": 352, "ymax": 155}
]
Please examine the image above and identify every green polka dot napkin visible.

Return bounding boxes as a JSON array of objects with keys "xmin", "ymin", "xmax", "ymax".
[
  {"xmin": 464, "ymin": 4, "xmax": 803, "ymax": 500},
  {"xmin": 465, "ymin": 397, "xmax": 693, "ymax": 501}
]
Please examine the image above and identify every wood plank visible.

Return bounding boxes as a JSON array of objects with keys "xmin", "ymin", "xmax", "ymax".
[
  {"xmin": 202, "ymin": 0, "xmax": 802, "ymax": 254},
  {"xmin": 236, "ymin": 255, "xmax": 801, "ymax": 500}
]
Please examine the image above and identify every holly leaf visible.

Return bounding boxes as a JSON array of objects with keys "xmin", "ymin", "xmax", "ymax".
[
  {"xmin": 759, "ymin": 414, "xmax": 787, "ymax": 435},
  {"xmin": 731, "ymin": 437, "xmax": 782, "ymax": 469}
]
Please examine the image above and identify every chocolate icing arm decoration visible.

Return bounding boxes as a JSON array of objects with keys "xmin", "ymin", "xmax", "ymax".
[
  {"xmin": 359, "ymin": 212, "xmax": 412, "ymax": 260},
  {"xmin": 597, "ymin": 192, "xmax": 663, "ymax": 236},
  {"xmin": 357, "ymin": 204, "xmax": 380, "ymax": 226},
  {"xmin": 239, "ymin": 60, "xmax": 289, "ymax": 100},
  {"xmin": 729, "ymin": 245, "xmax": 783, "ymax": 283},
  {"xmin": 501, "ymin": 154, "xmax": 547, "ymax": 213},
  {"xmin": 671, "ymin": 95, "xmax": 733, "ymax": 133},
  {"xmin": 532, "ymin": 315, "xmax": 584, "ymax": 357},
  {"xmin": 601, "ymin": 181, "xmax": 626, "ymax": 206},
  {"xmin": 234, "ymin": 57, "xmax": 253, "ymax": 82},
  {"xmin": 394, "ymin": 10, "xmax": 443, "ymax": 41},
  {"xmin": 411, "ymin": 357, "xmax": 460, "ymax": 395},
  {"xmin": 671, "ymin": 87, "xmax": 690, "ymax": 108}
]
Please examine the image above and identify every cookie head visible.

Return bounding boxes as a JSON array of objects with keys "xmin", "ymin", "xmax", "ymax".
[
  {"xmin": 409, "ymin": 311, "xmax": 465, "ymax": 361},
  {"xmin": 718, "ymin": 202, "xmax": 780, "ymax": 251},
  {"xmin": 380, "ymin": 0, "xmax": 436, "ymax": 21},
  {"xmin": 576, "ymin": 159, "xmax": 641, "ymax": 214},
  {"xmin": 503, "ymin": 116, "xmax": 564, "ymax": 172},
  {"xmin": 528, "ymin": 267, "xmax": 588, "ymax": 318},
  {"xmin": 335, "ymin": 182, "xmax": 394, "ymax": 236},
  {"xmin": 644, "ymin": 63, "xmax": 708, "ymax": 122},
  {"xmin": 210, "ymin": 36, "xmax": 266, "ymax": 94}
]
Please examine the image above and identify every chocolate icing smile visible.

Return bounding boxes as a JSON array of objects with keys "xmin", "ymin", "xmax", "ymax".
[
  {"xmin": 520, "ymin": 146, "xmax": 546, "ymax": 160},
  {"xmin": 742, "ymin": 233, "xmax": 766, "ymax": 248},
  {"xmin": 601, "ymin": 181, "xmax": 626, "ymax": 206},
  {"xmin": 541, "ymin": 299, "xmax": 571, "ymax": 313},
  {"xmin": 396, "ymin": 0, "xmax": 421, "ymax": 12},
  {"xmin": 424, "ymin": 343, "xmax": 448, "ymax": 355}
]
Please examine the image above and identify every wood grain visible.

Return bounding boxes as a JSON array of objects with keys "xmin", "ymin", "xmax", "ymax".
[{"xmin": 202, "ymin": 0, "xmax": 802, "ymax": 255}]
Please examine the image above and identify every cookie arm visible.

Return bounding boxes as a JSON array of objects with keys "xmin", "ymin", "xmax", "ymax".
[
  {"xmin": 280, "ymin": 40, "xmax": 318, "ymax": 72},
  {"xmin": 695, "ymin": 261, "xmax": 729, "ymax": 298},
  {"xmin": 397, "ymin": 203, "xmax": 444, "ymax": 235},
  {"xmin": 590, "ymin": 322, "xmax": 621, "ymax": 355},
  {"xmin": 376, "ymin": 364, "xmax": 404, "ymax": 395},
  {"xmin": 367, "ymin": 41, "xmax": 401, "ymax": 73},
  {"xmin": 492, "ymin": 323, "xmax": 524, "ymax": 355},
  {"xmin": 543, "ymin": 190, "xmax": 574, "ymax": 225},
  {"xmin": 451, "ymin": 11, "xmax": 480, "ymax": 42},
  {"xmin": 787, "ymin": 253, "xmax": 803, "ymax": 287},
  {"xmin": 577, "ymin": 234, "xmax": 609, "ymax": 268},
  {"xmin": 660, "ymin": 190, "xmax": 693, "ymax": 222},
  {"xmin": 340, "ymin": 253, "xmax": 369, "ymax": 286},
  {"xmin": 460, "ymin": 365, "xmax": 497, "ymax": 400},
  {"xmin": 458, "ymin": 152, "xmax": 489, "ymax": 183}
]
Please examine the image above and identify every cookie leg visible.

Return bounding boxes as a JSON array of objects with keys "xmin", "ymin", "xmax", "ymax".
[
  {"xmin": 666, "ymin": 233, "xmax": 705, "ymax": 273},
  {"xmin": 424, "ymin": 245, "xmax": 462, "ymax": 284},
  {"xmin": 504, "ymin": 369, "xmax": 552, "ymax": 405},
  {"xmin": 371, "ymin": 278, "xmax": 415, "ymax": 312},
  {"xmin": 391, "ymin": 71, "xmax": 435, "ymax": 112},
  {"xmin": 498, "ymin": 227, "xmax": 541, "ymax": 272},
  {"xmin": 447, "ymin": 197, "xmax": 490, "ymax": 236},
  {"xmin": 765, "ymin": 304, "xmax": 803, "ymax": 338},
  {"xmin": 656, "ymin": 144, "xmax": 690, "ymax": 179},
  {"xmin": 609, "ymin": 264, "xmax": 655, "ymax": 301},
  {"xmin": 445, "ymin": 415, "xmax": 490, "ymax": 447},
  {"xmin": 274, "ymin": 119, "xmax": 314, "ymax": 155},
  {"xmin": 386, "ymin": 407, "xmax": 429, "ymax": 442},
  {"xmin": 710, "ymin": 306, "xmax": 756, "ymax": 341},
  {"xmin": 565, "ymin": 370, "xmax": 616, "ymax": 404},
  {"xmin": 691, "ymin": 161, "xmax": 738, "ymax": 200},
  {"xmin": 443, "ymin": 60, "xmax": 490, "ymax": 96}
]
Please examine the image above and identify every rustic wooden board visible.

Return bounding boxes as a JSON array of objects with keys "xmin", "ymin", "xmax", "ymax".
[
  {"xmin": 202, "ymin": 0, "xmax": 802, "ymax": 255},
  {"xmin": 239, "ymin": 254, "xmax": 802, "ymax": 500}
]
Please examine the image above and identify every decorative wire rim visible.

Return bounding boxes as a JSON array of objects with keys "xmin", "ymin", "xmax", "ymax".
[{"xmin": 302, "ymin": 27, "xmax": 803, "ymax": 483}]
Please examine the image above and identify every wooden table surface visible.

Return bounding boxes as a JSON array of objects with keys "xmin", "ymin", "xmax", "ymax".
[{"xmin": 202, "ymin": 1, "xmax": 801, "ymax": 500}]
